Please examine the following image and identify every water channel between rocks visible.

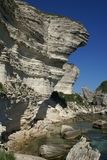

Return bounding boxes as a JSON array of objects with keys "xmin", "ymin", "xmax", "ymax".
[{"xmin": 19, "ymin": 114, "xmax": 107, "ymax": 160}]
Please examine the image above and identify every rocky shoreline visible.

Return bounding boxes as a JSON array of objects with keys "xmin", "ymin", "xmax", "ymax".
[
  {"xmin": 4, "ymin": 113, "xmax": 107, "ymax": 160},
  {"xmin": 0, "ymin": 0, "xmax": 107, "ymax": 160}
]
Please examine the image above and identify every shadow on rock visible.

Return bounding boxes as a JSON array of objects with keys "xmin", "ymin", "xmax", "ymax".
[{"xmin": 34, "ymin": 91, "xmax": 67, "ymax": 123}]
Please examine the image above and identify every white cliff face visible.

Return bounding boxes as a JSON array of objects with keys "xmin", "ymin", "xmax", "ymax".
[
  {"xmin": 54, "ymin": 64, "xmax": 79, "ymax": 94},
  {"xmin": 0, "ymin": 0, "xmax": 88, "ymax": 96},
  {"xmin": 0, "ymin": 0, "xmax": 89, "ymax": 131}
]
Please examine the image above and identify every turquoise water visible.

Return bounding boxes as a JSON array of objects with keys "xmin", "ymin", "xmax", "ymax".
[{"xmin": 72, "ymin": 120, "xmax": 107, "ymax": 160}]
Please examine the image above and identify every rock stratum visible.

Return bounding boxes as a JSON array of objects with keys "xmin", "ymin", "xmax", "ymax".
[
  {"xmin": 0, "ymin": 0, "xmax": 89, "ymax": 132},
  {"xmin": 66, "ymin": 137, "xmax": 100, "ymax": 160}
]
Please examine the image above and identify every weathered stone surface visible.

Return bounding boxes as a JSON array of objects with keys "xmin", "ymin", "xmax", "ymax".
[
  {"xmin": 0, "ymin": 0, "xmax": 88, "ymax": 95},
  {"xmin": 82, "ymin": 85, "xmax": 107, "ymax": 109},
  {"xmin": 82, "ymin": 87, "xmax": 94, "ymax": 103},
  {"xmin": 7, "ymin": 119, "xmax": 58, "ymax": 151},
  {"xmin": 54, "ymin": 65, "xmax": 79, "ymax": 94},
  {"xmin": 102, "ymin": 94, "xmax": 107, "ymax": 106},
  {"xmin": 62, "ymin": 130, "xmax": 81, "ymax": 140},
  {"xmin": 93, "ymin": 93, "xmax": 107, "ymax": 106},
  {"xmin": 66, "ymin": 137, "xmax": 100, "ymax": 160},
  {"xmin": 93, "ymin": 120, "xmax": 107, "ymax": 129},
  {"xmin": 93, "ymin": 95, "xmax": 103, "ymax": 106},
  {"xmin": 61, "ymin": 125, "xmax": 74, "ymax": 137},
  {"xmin": 39, "ymin": 145, "xmax": 67, "ymax": 160},
  {"xmin": 81, "ymin": 85, "xmax": 107, "ymax": 114},
  {"xmin": 15, "ymin": 153, "xmax": 46, "ymax": 160},
  {"xmin": 0, "ymin": 0, "xmax": 89, "ymax": 131},
  {"xmin": 61, "ymin": 125, "xmax": 81, "ymax": 139}
]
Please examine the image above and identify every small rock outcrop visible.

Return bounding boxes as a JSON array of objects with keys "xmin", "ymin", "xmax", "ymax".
[
  {"xmin": 62, "ymin": 130, "xmax": 81, "ymax": 140},
  {"xmin": 61, "ymin": 125, "xmax": 74, "ymax": 136},
  {"xmin": 0, "ymin": 0, "xmax": 89, "ymax": 131},
  {"xmin": 82, "ymin": 82, "xmax": 107, "ymax": 113},
  {"xmin": 61, "ymin": 125, "xmax": 81, "ymax": 140},
  {"xmin": 66, "ymin": 137, "xmax": 100, "ymax": 160},
  {"xmin": 93, "ymin": 93, "xmax": 107, "ymax": 106},
  {"xmin": 93, "ymin": 120, "xmax": 107, "ymax": 129},
  {"xmin": 82, "ymin": 87, "xmax": 94, "ymax": 103}
]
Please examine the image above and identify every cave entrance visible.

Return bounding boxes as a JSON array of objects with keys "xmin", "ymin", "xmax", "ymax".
[{"xmin": 50, "ymin": 91, "xmax": 67, "ymax": 108}]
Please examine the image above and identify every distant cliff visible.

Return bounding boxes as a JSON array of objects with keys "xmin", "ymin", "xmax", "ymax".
[
  {"xmin": 82, "ymin": 81, "xmax": 107, "ymax": 112},
  {"xmin": 0, "ymin": 0, "xmax": 89, "ymax": 131}
]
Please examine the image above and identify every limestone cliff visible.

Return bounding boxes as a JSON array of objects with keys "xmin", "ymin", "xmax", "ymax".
[
  {"xmin": 0, "ymin": 0, "xmax": 89, "ymax": 131},
  {"xmin": 54, "ymin": 64, "xmax": 79, "ymax": 94}
]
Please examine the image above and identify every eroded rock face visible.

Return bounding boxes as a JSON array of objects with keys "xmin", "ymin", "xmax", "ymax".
[
  {"xmin": 66, "ymin": 137, "xmax": 100, "ymax": 160},
  {"xmin": 93, "ymin": 93, "xmax": 107, "ymax": 106},
  {"xmin": 0, "ymin": 0, "xmax": 89, "ymax": 131},
  {"xmin": 82, "ymin": 86, "xmax": 107, "ymax": 113},
  {"xmin": 54, "ymin": 64, "xmax": 79, "ymax": 94},
  {"xmin": 82, "ymin": 87, "xmax": 94, "ymax": 103},
  {"xmin": 39, "ymin": 145, "xmax": 67, "ymax": 160}
]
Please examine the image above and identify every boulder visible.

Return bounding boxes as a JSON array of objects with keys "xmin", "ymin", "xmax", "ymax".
[
  {"xmin": 61, "ymin": 125, "xmax": 81, "ymax": 139},
  {"xmin": 63, "ymin": 130, "xmax": 81, "ymax": 140},
  {"xmin": 39, "ymin": 145, "xmax": 67, "ymax": 160},
  {"xmin": 93, "ymin": 120, "xmax": 107, "ymax": 129},
  {"xmin": 61, "ymin": 125, "xmax": 74, "ymax": 136},
  {"xmin": 66, "ymin": 137, "xmax": 100, "ymax": 160}
]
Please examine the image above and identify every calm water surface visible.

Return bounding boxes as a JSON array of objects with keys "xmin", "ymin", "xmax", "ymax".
[{"xmin": 72, "ymin": 118, "xmax": 107, "ymax": 160}]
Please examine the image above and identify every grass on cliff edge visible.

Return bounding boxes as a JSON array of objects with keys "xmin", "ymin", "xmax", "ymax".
[
  {"xmin": 0, "ymin": 149, "xmax": 15, "ymax": 160},
  {"xmin": 0, "ymin": 82, "xmax": 6, "ymax": 93},
  {"xmin": 59, "ymin": 92, "xmax": 85, "ymax": 106}
]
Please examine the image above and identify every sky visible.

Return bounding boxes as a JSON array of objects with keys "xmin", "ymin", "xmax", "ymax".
[{"xmin": 25, "ymin": 0, "xmax": 107, "ymax": 93}]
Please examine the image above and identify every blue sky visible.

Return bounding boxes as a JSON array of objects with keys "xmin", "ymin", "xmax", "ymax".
[{"xmin": 25, "ymin": 0, "xmax": 107, "ymax": 92}]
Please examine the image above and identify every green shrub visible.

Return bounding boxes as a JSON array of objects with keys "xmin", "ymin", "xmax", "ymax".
[
  {"xmin": 0, "ymin": 82, "xmax": 5, "ymax": 93},
  {"xmin": 59, "ymin": 92, "xmax": 84, "ymax": 105},
  {"xmin": 96, "ymin": 81, "xmax": 107, "ymax": 93},
  {"xmin": 0, "ymin": 149, "xmax": 15, "ymax": 160}
]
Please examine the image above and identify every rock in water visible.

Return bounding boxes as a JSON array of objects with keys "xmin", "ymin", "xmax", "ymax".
[
  {"xmin": 61, "ymin": 125, "xmax": 81, "ymax": 139},
  {"xmin": 66, "ymin": 137, "xmax": 100, "ymax": 160},
  {"xmin": 63, "ymin": 130, "xmax": 81, "ymax": 140},
  {"xmin": 0, "ymin": 0, "xmax": 89, "ymax": 131},
  {"xmin": 93, "ymin": 120, "xmax": 107, "ymax": 129},
  {"xmin": 61, "ymin": 125, "xmax": 74, "ymax": 136}
]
